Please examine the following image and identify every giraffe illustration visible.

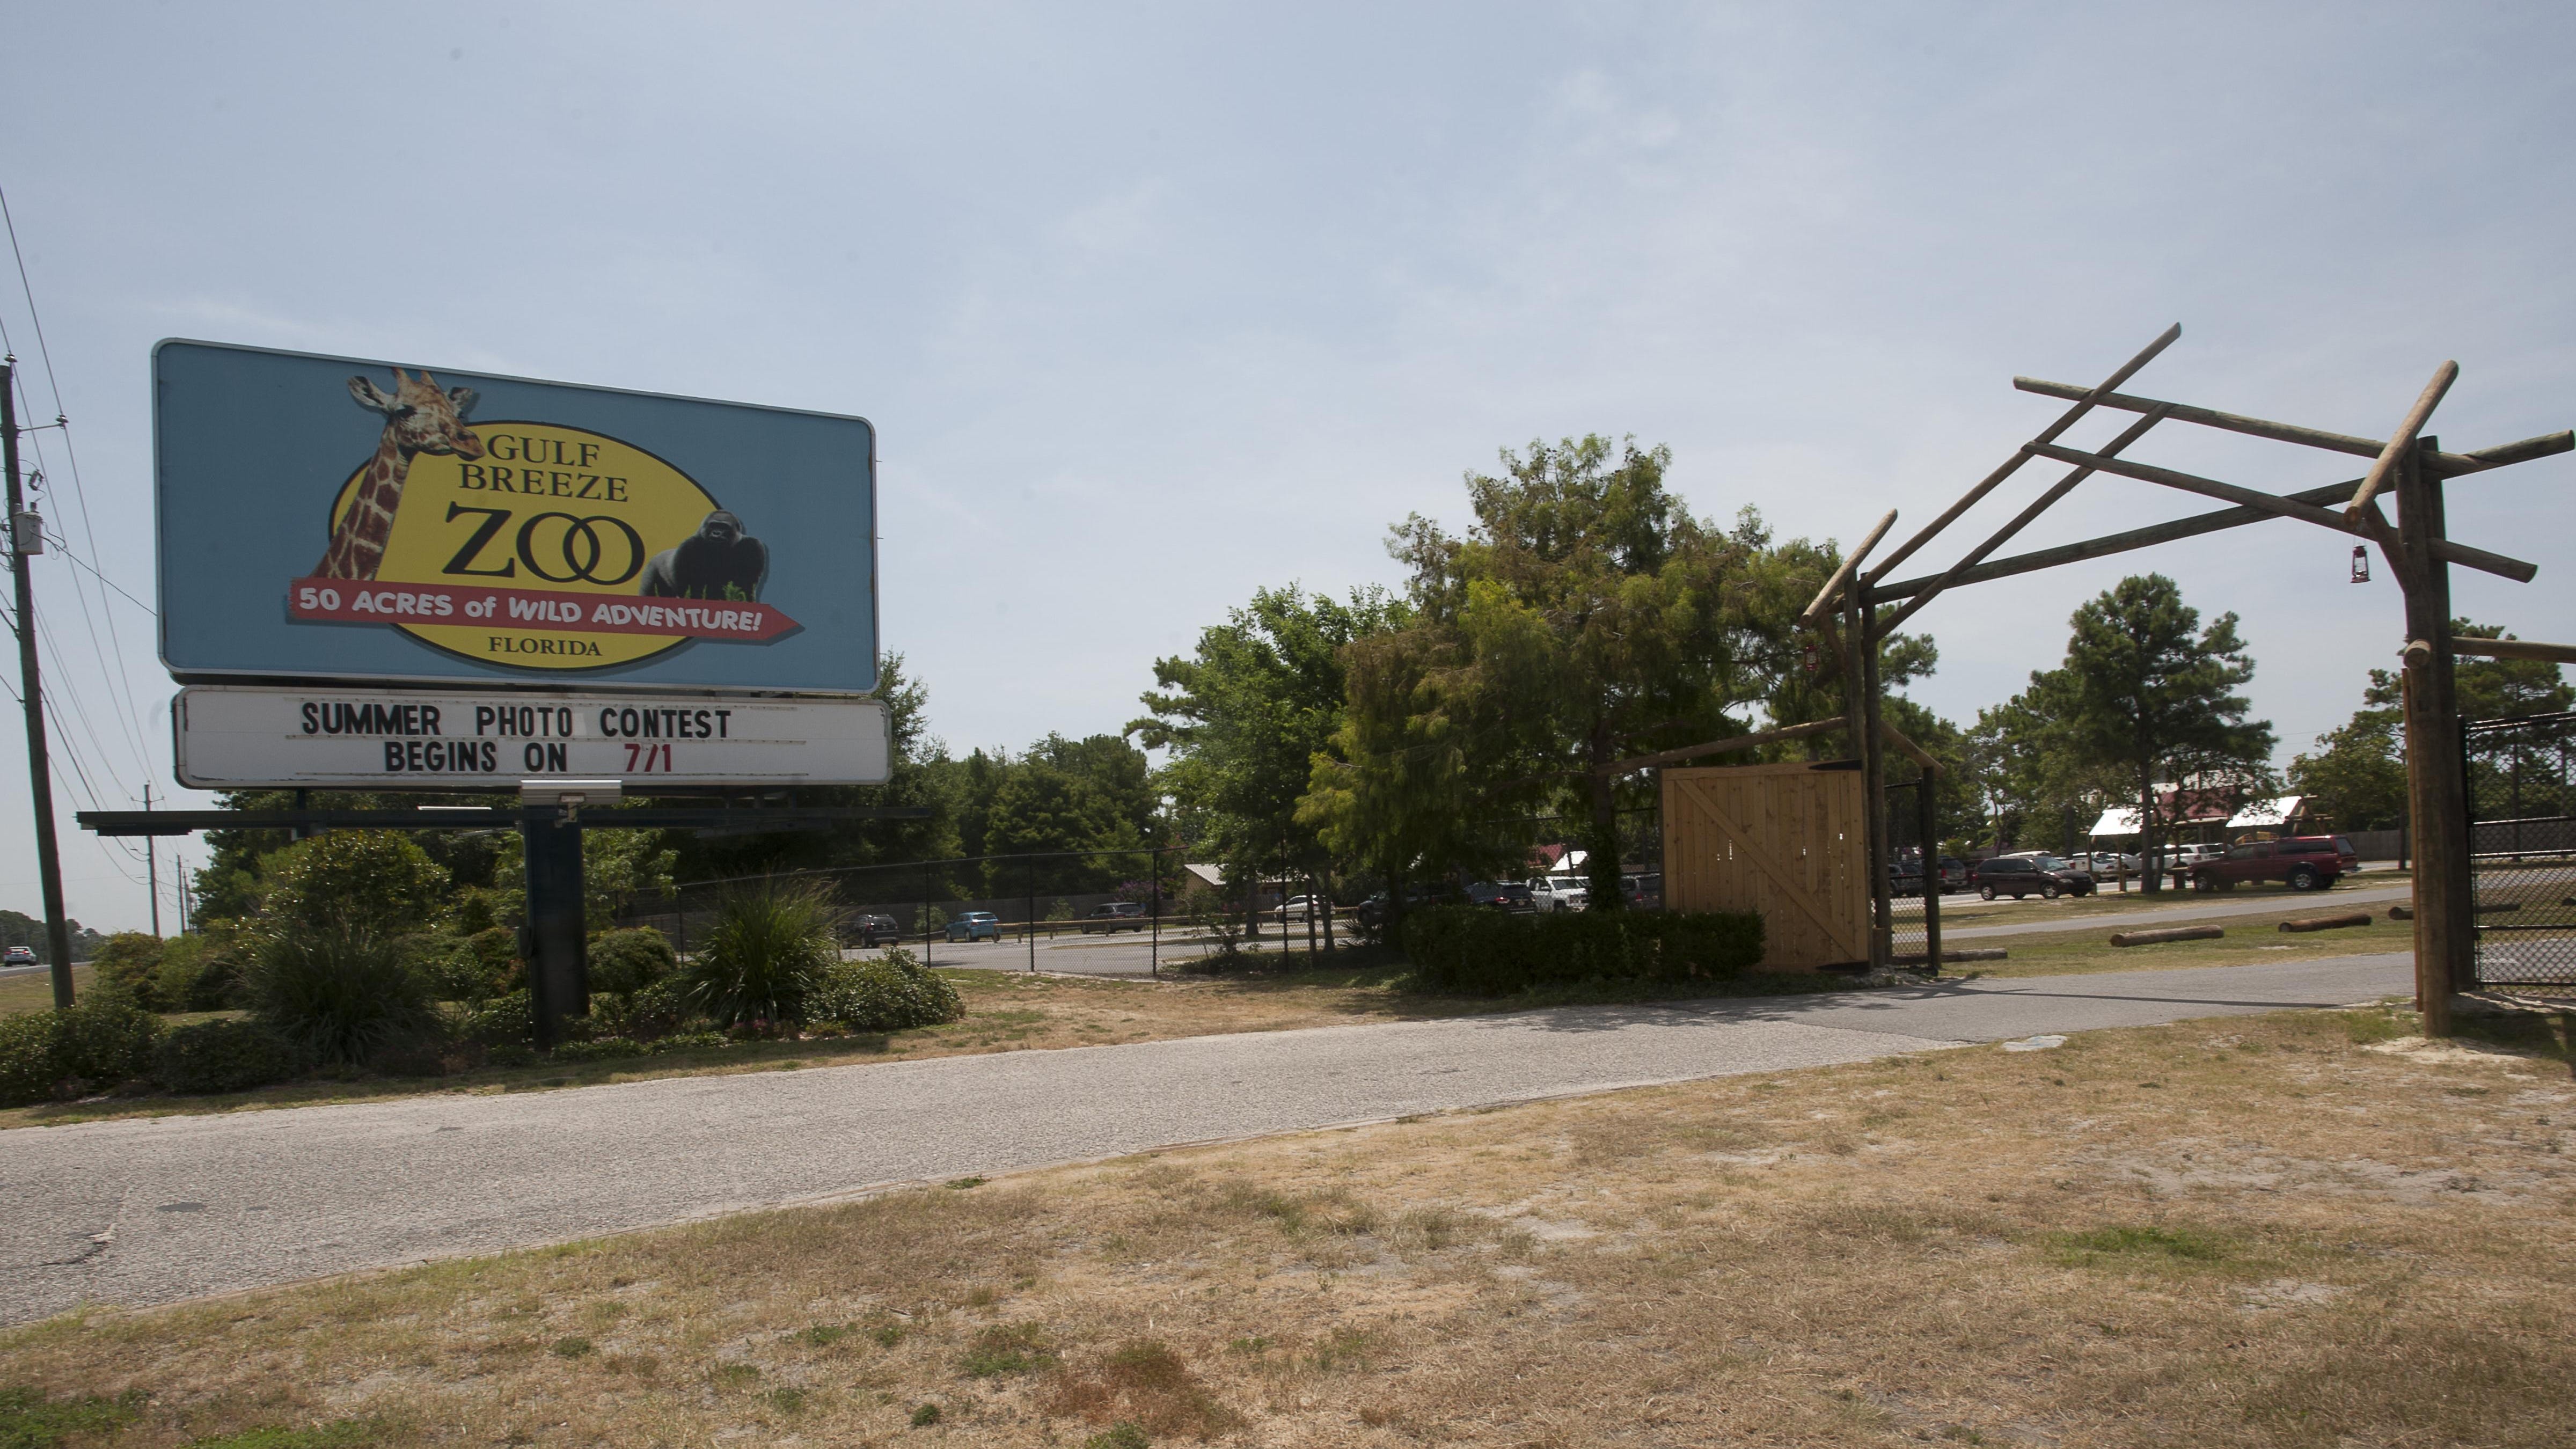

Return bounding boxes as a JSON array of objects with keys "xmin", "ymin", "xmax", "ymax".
[{"xmin": 312, "ymin": 369, "xmax": 485, "ymax": 580}]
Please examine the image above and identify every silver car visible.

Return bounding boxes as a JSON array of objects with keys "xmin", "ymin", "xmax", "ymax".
[{"xmin": 1526, "ymin": 876, "xmax": 1590, "ymax": 912}]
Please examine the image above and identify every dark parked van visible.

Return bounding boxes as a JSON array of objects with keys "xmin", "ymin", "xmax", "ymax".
[{"xmin": 1971, "ymin": 853, "xmax": 2095, "ymax": 901}]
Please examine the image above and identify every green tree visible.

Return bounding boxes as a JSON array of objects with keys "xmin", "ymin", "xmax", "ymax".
[
  {"xmin": 2287, "ymin": 708, "xmax": 2407, "ymax": 832},
  {"xmin": 1133, "ymin": 586, "xmax": 1405, "ymax": 921},
  {"xmin": 1311, "ymin": 435, "xmax": 1767, "ymax": 909},
  {"xmin": 2044, "ymin": 574, "xmax": 2275, "ymax": 891}
]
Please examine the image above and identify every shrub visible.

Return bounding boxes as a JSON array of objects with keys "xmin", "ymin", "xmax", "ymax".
[
  {"xmin": 153, "ymin": 931, "xmax": 244, "ymax": 1011},
  {"xmin": 406, "ymin": 933, "xmax": 506, "ymax": 1005},
  {"xmin": 152, "ymin": 1018, "xmax": 304, "ymax": 1094},
  {"xmin": 0, "ymin": 1012, "xmax": 61, "ymax": 1106},
  {"xmin": 244, "ymin": 921, "xmax": 440, "ymax": 1066},
  {"xmin": 53, "ymin": 994, "xmax": 164, "ymax": 1084},
  {"xmin": 461, "ymin": 989, "xmax": 533, "ymax": 1048},
  {"xmin": 588, "ymin": 927, "xmax": 677, "ymax": 997},
  {"xmin": 809, "ymin": 948, "xmax": 964, "ymax": 1032},
  {"xmin": 90, "ymin": 932, "xmax": 167, "ymax": 1010},
  {"xmin": 683, "ymin": 885, "xmax": 840, "ymax": 1028},
  {"xmin": 0, "ymin": 996, "xmax": 165, "ymax": 1105},
  {"xmin": 259, "ymin": 830, "xmax": 451, "ymax": 934},
  {"xmin": 552, "ymin": 1037, "xmax": 646, "ymax": 1063},
  {"xmin": 606, "ymin": 977, "xmax": 695, "ymax": 1041},
  {"xmin": 645, "ymin": 1030, "xmax": 727, "ymax": 1055},
  {"xmin": 1401, "ymin": 905, "xmax": 1763, "ymax": 996}
]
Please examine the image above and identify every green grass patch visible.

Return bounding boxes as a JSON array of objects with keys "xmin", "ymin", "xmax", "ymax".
[
  {"xmin": 0, "ymin": 1384, "xmax": 142, "ymax": 1445},
  {"xmin": 958, "ymin": 1322, "xmax": 1052, "ymax": 1378},
  {"xmin": 2048, "ymin": 1224, "xmax": 2229, "ymax": 1265}
]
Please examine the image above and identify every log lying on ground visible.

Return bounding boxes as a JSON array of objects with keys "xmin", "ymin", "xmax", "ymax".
[
  {"xmin": 2110, "ymin": 925, "xmax": 2224, "ymax": 947},
  {"xmin": 2475, "ymin": 901, "xmax": 2522, "ymax": 913},
  {"xmin": 2389, "ymin": 904, "xmax": 2414, "ymax": 920},
  {"xmin": 2280, "ymin": 912, "xmax": 2374, "ymax": 933}
]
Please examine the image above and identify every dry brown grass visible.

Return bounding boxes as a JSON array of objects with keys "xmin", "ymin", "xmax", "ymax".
[{"xmin": 6, "ymin": 1001, "xmax": 2573, "ymax": 1446}]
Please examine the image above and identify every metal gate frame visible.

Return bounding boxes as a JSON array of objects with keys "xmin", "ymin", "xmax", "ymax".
[{"xmin": 2467, "ymin": 709, "xmax": 2576, "ymax": 989}]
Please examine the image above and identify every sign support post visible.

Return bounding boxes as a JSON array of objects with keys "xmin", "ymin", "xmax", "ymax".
[
  {"xmin": 3, "ymin": 360, "xmax": 74, "ymax": 1007},
  {"xmin": 522, "ymin": 808, "xmax": 589, "ymax": 1049}
]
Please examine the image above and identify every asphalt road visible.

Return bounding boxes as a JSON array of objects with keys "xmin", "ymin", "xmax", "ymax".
[{"xmin": 0, "ymin": 953, "xmax": 2407, "ymax": 1326}]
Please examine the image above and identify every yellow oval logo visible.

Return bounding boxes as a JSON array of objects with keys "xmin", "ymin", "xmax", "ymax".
[{"xmin": 322, "ymin": 423, "xmax": 735, "ymax": 670}]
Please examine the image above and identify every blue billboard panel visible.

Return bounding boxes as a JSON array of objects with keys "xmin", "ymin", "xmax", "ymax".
[{"xmin": 153, "ymin": 340, "xmax": 877, "ymax": 696}]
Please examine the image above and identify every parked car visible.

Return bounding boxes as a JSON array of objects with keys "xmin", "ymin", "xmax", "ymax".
[
  {"xmin": 2080, "ymin": 851, "xmax": 2142, "ymax": 875},
  {"xmin": 1621, "ymin": 872, "xmax": 1663, "ymax": 909},
  {"xmin": 1889, "ymin": 853, "xmax": 1968, "ymax": 897},
  {"xmin": 943, "ymin": 910, "xmax": 1003, "ymax": 942},
  {"xmin": 1080, "ymin": 901, "xmax": 1147, "ymax": 933},
  {"xmin": 1355, "ymin": 888, "xmax": 1434, "ymax": 933},
  {"xmin": 1, "ymin": 945, "xmax": 35, "ymax": 966},
  {"xmin": 1466, "ymin": 881, "xmax": 1538, "ymax": 913},
  {"xmin": 845, "ymin": 912, "xmax": 902, "ymax": 947},
  {"xmin": 1526, "ymin": 876, "xmax": 1590, "ymax": 912},
  {"xmin": 1971, "ymin": 854, "xmax": 2095, "ymax": 900},
  {"xmin": 2188, "ymin": 836, "xmax": 2359, "ymax": 892},
  {"xmin": 2149, "ymin": 843, "xmax": 2226, "ymax": 873},
  {"xmin": 1276, "ymin": 895, "xmax": 1333, "ymax": 921}
]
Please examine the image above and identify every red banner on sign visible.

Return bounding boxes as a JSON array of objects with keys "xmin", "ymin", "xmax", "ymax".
[{"xmin": 287, "ymin": 577, "xmax": 800, "ymax": 642}]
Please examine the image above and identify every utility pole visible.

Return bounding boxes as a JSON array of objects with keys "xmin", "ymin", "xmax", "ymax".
[
  {"xmin": 144, "ymin": 781, "xmax": 159, "ymax": 938},
  {"xmin": 2, "ymin": 359, "xmax": 74, "ymax": 1007}
]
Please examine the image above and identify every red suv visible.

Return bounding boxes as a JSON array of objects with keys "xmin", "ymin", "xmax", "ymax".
[{"xmin": 2187, "ymin": 836, "xmax": 2358, "ymax": 892}]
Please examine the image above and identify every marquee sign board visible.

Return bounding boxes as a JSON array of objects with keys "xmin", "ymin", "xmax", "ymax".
[
  {"xmin": 173, "ymin": 685, "xmax": 890, "ymax": 789},
  {"xmin": 152, "ymin": 340, "xmax": 877, "ymax": 695}
]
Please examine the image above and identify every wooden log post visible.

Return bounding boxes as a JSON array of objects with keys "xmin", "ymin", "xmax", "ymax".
[
  {"xmin": 2396, "ymin": 435, "xmax": 2472, "ymax": 1035},
  {"xmin": 2111, "ymin": 925, "xmax": 2223, "ymax": 947},
  {"xmin": 1854, "ymin": 596, "xmax": 1892, "ymax": 970},
  {"xmin": 1917, "ymin": 758, "xmax": 1941, "ymax": 972}
]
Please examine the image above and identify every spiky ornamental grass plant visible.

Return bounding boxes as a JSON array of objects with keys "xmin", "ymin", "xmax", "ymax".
[
  {"xmin": 245, "ymin": 919, "xmax": 438, "ymax": 1067},
  {"xmin": 683, "ymin": 884, "xmax": 842, "ymax": 1030}
]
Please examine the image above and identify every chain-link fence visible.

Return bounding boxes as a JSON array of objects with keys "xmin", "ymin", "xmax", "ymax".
[{"xmin": 2468, "ymin": 710, "xmax": 2576, "ymax": 990}]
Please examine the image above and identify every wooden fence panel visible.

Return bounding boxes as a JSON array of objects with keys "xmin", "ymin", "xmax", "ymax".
[{"xmin": 1662, "ymin": 760, "xmax": 1869, "ymax": 969}]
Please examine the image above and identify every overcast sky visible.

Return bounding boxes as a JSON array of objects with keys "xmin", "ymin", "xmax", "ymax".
[{"xmin": 3, "ymin": 2, "xmax": 2571, "ymax": 932}]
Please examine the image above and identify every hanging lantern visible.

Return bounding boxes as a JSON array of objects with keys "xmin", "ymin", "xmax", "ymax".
[
  {"xmin": 1801, "ymin": 639, "xmax": 1818, "ymax": 676},
  {"xmin": 2350, "ymin": 544, "xmax": 2370, "ymax": 584}
]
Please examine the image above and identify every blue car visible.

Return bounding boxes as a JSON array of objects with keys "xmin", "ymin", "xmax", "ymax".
[{"xmin": 943, "ymin": 911, "xmax": 1002, "ymax": 943}]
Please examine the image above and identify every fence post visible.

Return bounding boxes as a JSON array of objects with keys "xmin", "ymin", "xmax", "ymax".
[
  {"xmin": 1026, "ymin": 853, "xmax": 1036, "ymax": 973},
  {"xmin": 1150, "ymin": 846, "xmax": 1160, "ymax": 979},
  {"xmin": 1918, "ymin": 764, "xmax": 1941, "ymax": 974}
]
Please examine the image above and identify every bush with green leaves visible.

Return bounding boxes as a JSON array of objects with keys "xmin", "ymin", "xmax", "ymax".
[
  {"xmin": 683, "ymin": 885, "xmax": 841, "ymax": 1028},
  {"xmin": 810, "ymin": 948, "xmax": 964, "ymax": 1032},
  {"xmin": 0, "ymin": 1012, "xmax": 61, "ymax": 1106},
  {"xmin": 598, "ymin": 977, "xmax": 696, "ymax": 1041},
  {"xmin": 588, "ymin": 926, "xmax": 676, "ymax": 996},
  {"xmin": 151, "ymin": 1018, "xmax": 305, "ymax": 1094},
  {"xmin": 259, "ymin": 830, "xmax": 451, "ymax": 934},
  {"xmin": 153, "ymin": 931, "xmax": 244, "ymax": 1011},
  {"xmin": 52, "ymin": 993, "xmax": 164, "ymax": 1084},
  {"xmin": 244, "ymin": 920, "xmax": 439, "ymax": 1067},
  {"xmin": 460, "ymin": 989, "xmax": 534, "ymax": 1048},
  {"xmin": 552, "ymin": 1037, "xmax": 647, "ymax": 1063},
  {"xmin": 90, "ymin": 932, "xmax": 168, "ymax": 1010},
  {"xmin": 405, "ymin": 933, "xmax": 502, "ymax": 1005},
  {"xmin": 1401, "ymin": 905, "xmax": 1763, "ymax": 995},
  {"xmin": 0, "ymin": 994, "xmax": 165, "ymax": 1106}
]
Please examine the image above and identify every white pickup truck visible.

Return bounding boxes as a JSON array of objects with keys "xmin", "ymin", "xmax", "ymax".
[{"xmin": 1526, "ymin": 875, "xmax": 1590, "ymax": 912}]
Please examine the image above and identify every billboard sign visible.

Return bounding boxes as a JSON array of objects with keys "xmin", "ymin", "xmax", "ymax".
[
  {"xmin": 174, "ymin": 685, "xmax": 889, "ymax": 789},
  {"xmin": 153, "ymin": 340, "xmax": 876, "ymax": 694}
]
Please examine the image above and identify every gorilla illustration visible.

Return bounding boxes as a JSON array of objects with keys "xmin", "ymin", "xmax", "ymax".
[{"xmin": 640, "ymin": 510, "xmax": 769, "ymax": 602}]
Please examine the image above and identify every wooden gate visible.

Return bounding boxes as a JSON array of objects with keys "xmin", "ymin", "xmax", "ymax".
[{"xmin": 1662, "ymin": 760, "xmax": 1868, "ymax": 969}]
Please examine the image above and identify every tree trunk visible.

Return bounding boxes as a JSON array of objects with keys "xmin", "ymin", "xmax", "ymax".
[
  {"xmin": 1318, "ymin": 861, "xmax": 1336, "ymax": 952},
  {"xmin": 2138, "ymin": 772, "xmax": 2162, "ymax": 895},
  {"xmin": 1586, "ymin": 755, "xmax": 1624, "ymax": 912}
]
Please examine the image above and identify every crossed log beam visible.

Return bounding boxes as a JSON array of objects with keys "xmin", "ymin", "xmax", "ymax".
[{"xmin": 1796, "ymin": 323, "xmax": 2572, "ymax": 1016}]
